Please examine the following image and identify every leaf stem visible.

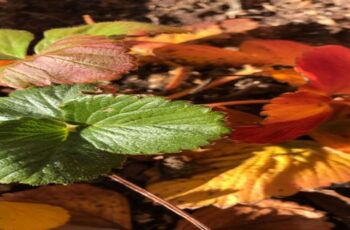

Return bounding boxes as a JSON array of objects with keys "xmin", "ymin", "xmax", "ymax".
[
  {"xmin": 205, "ymin": 99, "xmax": 270, "ymax": 107},
  {"xmin": 107, "ymin": 174, "xmax": 210, "ymax": 230}
]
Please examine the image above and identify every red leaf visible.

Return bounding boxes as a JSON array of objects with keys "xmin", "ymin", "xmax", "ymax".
[
  {"xmin": 295, "ymin": 45, "xmax": 350, "ymax": 95},
  {"xmin": 232, "ymin": 90, "xmax": 333, "ymax": 144},
  {"xmin": 232, "ymin": 114, "xmax": 331, "ymax": 144},
  {"xmin": 0, "ymin": 35, "xmax": 136, "ymax": 88}
]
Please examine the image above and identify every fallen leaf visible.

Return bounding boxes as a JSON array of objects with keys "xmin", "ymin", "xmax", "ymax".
[
  {"xmin": 240, "ymin": 39, "xmax": 313, "ymax": 66},
  {"xmin": 0, "ymin": 184, "xmax": 131, "ymax": 229},
  {"xmin": 311, "ymin": 119, "xmax": 350, "ymax": 153},
  {"xmin": 304, "ymin": 190, "xmax": 350, "ymax": 228},
  {"xmin": 134, "ymin": 18, "xmax": 258, "ymax": 44},
  {"xmin": 153, "ymin": 44, "xmax": 265, "ymax": 66},
  {"xmin": 176, "ymin": 199, "xmax": 333, "ymax": 230},
  {"xmin": 295, "ymin": 45, "xmax": 350, "ymax": 95},
  {"xmin": 147, "ymin": 140, "xmax": 350, "ymax": 209},
  {"xmin": 0, "ymin": 35, "xmax": 136, "ymax": 88},
  {"xmin": 232, "ymin": 90, "xmax": 333, "ymax": 144},
  {"xmin": 0, "ymin": 201, "xmax": 69, "ymax": 230},
  {"xmin": 262, "ymin": 90, "xmax": 332, "ymax": 124},
  {"xmin": 258, "ymin": 67, "xmax": 307, "ymax": 86}
]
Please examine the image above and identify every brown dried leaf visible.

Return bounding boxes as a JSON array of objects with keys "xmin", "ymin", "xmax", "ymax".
[
  {"xmin": 0, "ymin": 184, "xmax": 131, "ymax": 229},
  {"xmin": 176, "ymin": 199, "xmax": 333, "ymax": 230}
]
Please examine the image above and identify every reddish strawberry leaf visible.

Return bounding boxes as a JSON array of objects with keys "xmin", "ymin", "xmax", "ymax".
[
  {"xmin": 0, "ymin": 35, "xmax": 136, "ymax": 88},
  {"xmin": 295, "ymin": 45, "xmax": 350, "ymax": 95},
  {"xmin": 232, "ymin": 115, "xmax": 331, "ymax": 144},
  {"xmin": 232, "ymin": 90, "xmax": 333, "ymax": 144}
]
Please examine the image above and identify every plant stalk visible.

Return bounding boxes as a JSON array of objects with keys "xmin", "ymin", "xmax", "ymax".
[{"xmin": 107, "ymin": 174, "xmax": 211, "ymax": 230}]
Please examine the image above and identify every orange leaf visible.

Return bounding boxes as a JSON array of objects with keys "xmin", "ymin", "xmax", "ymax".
[
  {"xmin": 147, "ymin": 140, "xmax": 350, "ymax": 209},
  {"xmin": 0, "ymin": 35, "xmax": 136, "ymax": 88},
  {"xmin": 153, "ymin": 44, "xmax": 265, "ymax": 66},
  {"xmin": 295, "ymin": 45, "xmax": 350, "ymax": 95},
  {"xmin": 232, "ymin": 90, "xmax": 333, "ymax": 144},
  {"xmin": 262, "ymin": 90, "xmax": 332, "ymax": 123},
  {"xmin": 176, "ymin": 200, "xmax": 333, "ymax": 230},
  {"xmin": 259, "ymin": 67, "xmax": 307, "ymax": 86},
  {"xmin": 240, "ymin": 39, "xmax": 313, "ymax": 66}
]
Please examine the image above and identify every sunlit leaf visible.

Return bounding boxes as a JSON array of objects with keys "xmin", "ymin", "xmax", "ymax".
[
  {"xmin": 0, "ymin": 35, "xmax": 136, "ymax": 89},
  {"xmin": 0, "ymin": 184, "xmax": 131, "ymax": 229},
  {"xmin": 0, "ymin": 29, "xmax": 34, "ymax": 59},
  {"xmin": 240, "ymin": 39, "xmax": 313, "ymax": 66},
  {"xmin": 147, "ymin": 140, "xmax": 350, "ymax": 209},
  {"xmin": 0, "ymin": 84, "xmax": 227, "ymax": 185},
  {"xmin": 62, "ymin": 94, "xmax": 229, "ymax": 154},
  {"xmin": 35, "ymin": 21, "xmax": 184, "ymax": 53},
  {"xmin": 176, "ymin": 199, "xmax": 333, "ymax": 230},
  {"xmin": 232, "ymin": 90, "xmax": 333, "ymax": 144},
  {"xmin": 295, "ymin": 45, "xmax": 350, "ymax": 94},
  {"xmin": 0, "ymin": 201, "xmax": 69, "ymax": 230},
  {"xmin": 134, "ymin": 18, "xmax": 258, "ymax": 44}
]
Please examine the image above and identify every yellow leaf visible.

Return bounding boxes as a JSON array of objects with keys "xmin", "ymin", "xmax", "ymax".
[
  {"xmin": 176, "ymin": 199, "xmax": 333, "ymax": 230},
  {"xmin": 0, "ymin": 184, "xmax": 131, "ymax": 229},
  {"xmin": 0, "ymin": 201, "xmax": 69, "ymax": 230},
  {"xmin": 147, "ymin": 140, "xmax": 350, "ymax": 209}
]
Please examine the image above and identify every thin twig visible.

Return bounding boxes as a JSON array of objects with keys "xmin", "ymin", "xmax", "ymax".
[
  {"xmin": 165, "ymin": 66, "xmax": 191, "ymax": 90},
  {"xmin": 107, "ymin": 174, "xmax": 211, "ymax": 230},
  {"xmin": 166, "ymin": 75, "xmax": 241, "ymax": 100},
  {"xmin": 83, "ymin": 14, "xmax": 95, "ymax": 24},
  {"xmin": 205, "ymin": 99, "xmax": 270, "ymax": 107}
]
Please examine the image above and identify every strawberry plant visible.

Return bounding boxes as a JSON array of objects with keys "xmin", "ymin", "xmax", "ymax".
[{"xmin": 1, "ymin": 16, "xmax": 350, "ymax": 230}]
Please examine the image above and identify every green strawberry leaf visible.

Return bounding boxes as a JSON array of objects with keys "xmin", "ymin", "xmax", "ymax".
[
  {"xmin": 0, "ymin": 85, "xmax": 228, "ymax": 185},
  {"xmin": 62, "ymin": 94, "xmax": 229, "ymax": 154},
  {"xmin": 35, "ymin": 21, "xmax": 185, "ymax": 53},
  {"xmin": 0, "ymin": 118, "xmax": 125, "ymax": 185},
  {"xmin": 0, "ymin": 29, "xmax": 34, "ymax": 60},
  {"xmin": 0, "ymin": 84, "xmax": 96, "ymax": 121}
]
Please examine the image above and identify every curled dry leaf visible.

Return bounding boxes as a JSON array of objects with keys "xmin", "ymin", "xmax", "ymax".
[
  {"xmin": 147, "ymin": 140, "xmax": 350, "ymax": 209},
  {"xmin": 176, "ymin": 199, "xmax": 333, "ymax": 230},
  {"xmin": 232, "ymin": 90, "xmax": 333, "ymax": 144},
  {"xmin": 311, "ymin": 119, "xmax": 350, "ymax": 153},
  {"xmin": 0, "ymin": 201, "xmax": 70, "ymax": 230},
  {"xmin": 134, "ymin": 18, "xmax": 259, "ymax": 44},
  {"xmin": 240, "ymin": 39, "xmax": 313, "ymax": 66},
  {"xmin": 0, "ymin": 35, "xmax": 136, "ymax": 89},
  {"xmin": 153, "ymin": 44, "xmax": 265, "ymax": 66},
  {"xmin": 295, "ymin": 45, "xmax": 350, "ymax": 95},
  {"xmin": 0, "ymin": 184, "xmax": 131, "ymax": 229}
]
